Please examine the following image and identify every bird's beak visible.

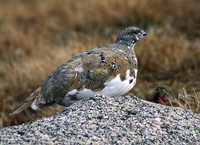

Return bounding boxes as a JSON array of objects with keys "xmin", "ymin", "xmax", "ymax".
[{"xmin": 143, "ymin": 32, "xmax": 147, "ymax": 36}]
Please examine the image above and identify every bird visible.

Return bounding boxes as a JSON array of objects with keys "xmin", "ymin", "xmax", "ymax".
[
  {"xmin": 151, "ymin": 92, "xmax": 165, "ymax": 104},
  {"xmin": 9, "ymin": 26, "xmax": 147, "ymax": 115}
]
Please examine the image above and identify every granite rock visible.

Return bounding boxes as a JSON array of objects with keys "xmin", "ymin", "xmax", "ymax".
[{"xmin": 1, "ymin": 95, "xmax": 200, "ymax": 144}]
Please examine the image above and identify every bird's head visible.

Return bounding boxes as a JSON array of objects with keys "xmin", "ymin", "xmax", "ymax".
[{"xmin": 115, "ymin": 26, "xmax": 147, "ymax": 45}]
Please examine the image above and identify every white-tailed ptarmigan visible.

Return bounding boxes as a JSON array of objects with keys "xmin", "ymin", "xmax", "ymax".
[{"xmin": 10, "ymin": 26, "xmax": 147, "ymax": 115}]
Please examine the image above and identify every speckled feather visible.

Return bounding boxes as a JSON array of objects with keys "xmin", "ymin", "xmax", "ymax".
[{"xmin": 10, "ymin": 26, "xmax": 147, "ymax": 115}]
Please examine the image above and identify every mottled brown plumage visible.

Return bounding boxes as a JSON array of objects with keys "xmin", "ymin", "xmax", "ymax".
[{"xmin": 10, "ymin": 26, "xmax": 147, "ymax": 115}]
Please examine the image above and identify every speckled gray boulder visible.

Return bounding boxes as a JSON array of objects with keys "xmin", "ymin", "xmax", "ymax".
[{"xmin": 1, "ymin": 95, "xmax": 200, "ymax": 144}]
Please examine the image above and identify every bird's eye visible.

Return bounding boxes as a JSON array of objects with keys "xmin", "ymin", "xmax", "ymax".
[{"xmin": 134, "ymin": 31, "xmax": 139, "ymax": 34}]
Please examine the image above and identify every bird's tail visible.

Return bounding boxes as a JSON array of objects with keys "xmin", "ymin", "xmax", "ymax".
[{"xmin": 9, "ymin": 87, "xmax": 42, "ymax": 116}]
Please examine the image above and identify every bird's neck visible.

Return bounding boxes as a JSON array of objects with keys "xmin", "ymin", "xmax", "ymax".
[{"xmin": 115, "ymin": 41, "xmax": 136, "ymax": 54}]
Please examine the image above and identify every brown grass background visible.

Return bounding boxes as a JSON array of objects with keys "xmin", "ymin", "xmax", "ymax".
[{"xmin": 0, "ymin": 0, "xmax": 200, "ymax": 127}]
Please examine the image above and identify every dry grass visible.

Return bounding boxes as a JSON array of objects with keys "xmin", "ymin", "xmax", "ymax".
[
  {"xmin": 0, "ymin": 0, "xmax": 200, "ymax": 127},
  {"xmin": 155, "ymin": 84, "xmax": 200, "ymax": 113}
]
